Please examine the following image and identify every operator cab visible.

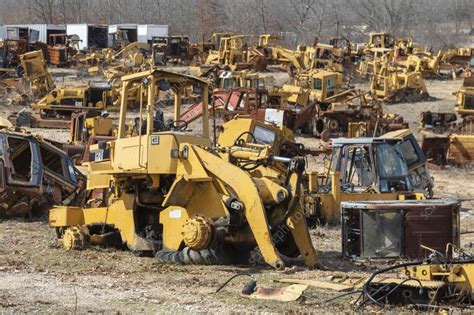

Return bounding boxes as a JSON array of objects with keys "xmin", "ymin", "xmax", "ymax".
[
  {"xmin": 325, "ymin": 129, "xmax": 432, "ymax": 197},
  {"xmin": 89, "ymin": 69, "xmax": 211, "ymax": 173},
  {"xmin": 328, "ymin": 137, "xmax": 412, "ymax": 194}
]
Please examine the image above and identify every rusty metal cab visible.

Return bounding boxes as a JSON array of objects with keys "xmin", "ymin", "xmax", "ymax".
[
  {"xmin": 0, "ymin": 130, "xmax": 84, "ymax": 217},
  {"xmin": 341, "ymin": 199, "xmax": 460, "ymax": 260}
]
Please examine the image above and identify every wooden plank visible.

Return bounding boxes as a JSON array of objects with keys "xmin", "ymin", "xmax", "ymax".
[
  {"xmin": 244, "ymin": 284, "xmax": 308, "ymax": 302},
  {"xmin": 276, "ymin": 278, "xmax": 353, "ymax": 292}
]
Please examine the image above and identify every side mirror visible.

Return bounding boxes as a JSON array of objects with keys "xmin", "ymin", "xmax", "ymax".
[
  {"xmin": 193, "ymin": 84, "xmax": 202, "ymax": 94},
  {"xmin": 159, "ymin": 80, "xmax": 171, "ymax": 91}
]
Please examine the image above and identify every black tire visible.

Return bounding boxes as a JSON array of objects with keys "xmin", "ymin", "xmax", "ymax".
[{"xmin": 156, "ymin": 243, "xmax": 249, "ymax": 266}]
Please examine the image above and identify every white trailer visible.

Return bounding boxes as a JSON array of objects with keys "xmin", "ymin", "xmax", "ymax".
[
  {"xmin": 137, "ymin": 24, "xmax": 169, "ymax": 43},
  {"xmin": 66, "ymin": 24, "xmax": 108, "ymax": 50},
  {"xmin": 5, "ymin": 24, "xmax": 66, "ymax": 43},
  {"xmin": 108, "ymin": 24, "xmax": 138, "ymax": 43},
  {"xmin": 0, "ymin": 26, "xmax": 6, "ymax": 40}
]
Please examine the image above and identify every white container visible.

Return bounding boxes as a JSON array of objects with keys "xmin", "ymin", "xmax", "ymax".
[
  {"xmin": 0, "ymin": 26, "xmax": 7, "ymax": 40},
  {"xmin": 137, "ymin": 24, "xmax": 169, "ymax": 43},
  {"xmin": 5, "ymin": 24, "xmax": 66, "ymax": 43},
  {"xmin": 67, "ymin": 24, "xmax": 108, "ymax": 50}
]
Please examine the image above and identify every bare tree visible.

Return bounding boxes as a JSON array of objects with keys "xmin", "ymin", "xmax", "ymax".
[
  {"xmin": 31, "ymin": 0, "xmax": 57, "ymax": 24},
  {"xmin": 0, "ymin": 0, "xmax": 471, "ymax": 50},
  {"xmin": 286, "ymin": 0, "xmax": 317, "ymax": 45}
]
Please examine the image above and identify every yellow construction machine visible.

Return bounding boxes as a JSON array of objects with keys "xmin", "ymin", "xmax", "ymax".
[
  {"xmin": 440, "ymin": 47, "xmax": 473, "ymax": 74},
  {"xmin": 68, "ymin": 112, "xmax": 114, "ymax": 146},
  {"xmin": 306, "ymin": 43, "xmax": 345, "ymax": 73},
  {"xmin": 361, "ymin": 247, "xmax": 474, "ymax": 307},
  {"xmin": 216, "ymin": 70, "xmax": 272, "ymax": 91},
  {"xmin": 191, "ymin": 33, "xmax": 234, "ymax": 64},
  {"xmin": 33, "ymin": 84, "xmax": 115, "ymax": 115},
  {"xmin": 304, "ymin": 129, "xmax": 431, "ymax": 224},
  {"xmin": 454, "ymin": 76, "xmax": 474, "ymax": 117},
  {"xmin": 370, "ymin": 60, "xmax": 429, "ymax": 103},
  {"xmin": 309, "ymin": 90, "xmax": 407, "ymax": 141},
  {"xmin": 9, "ymin": 80, "xmax": 122, "ymax": 129},
  {"xmin": 204, "ymin": 35, "xmax": 266, "ymax": 71},
  {"xmin": 113, "ymin": 42, "xmax": 151, "ymax": 67},
  {"xmin": 419, "ymin": 76, "xmax": 474, "ymax": 166},
  {"xmin": 19, "ymin": 50, "xmax": 55, "ymax": 97},
  {"xmin": 360, "ymin": 40, "xmax": 431, "ymax": 103},
  {"xmin": 394, "ymin": 46, "xmax": 442, "ymax": 78},
  {"xmin": 358, "ymin": 47, "xmax": 394, "ymax": 77},
  {"xmin": 213, "ymin": 116, "xmax": 430, "ymax": 225},
  {"xmin": 257, "ymin": 34, "xmax": 282, "ymax": 48},
  {"xmin": 109, "ymin": 29, "xmax": 131, "ymax": 51},
  {"xmin": 293, "ymin": 69, "xmax": 345, "ymax": 103},
  {"xmin": 49, "ymin": 69, "xmax": 318, "ymax": 270},
  {"xmin": 62, "ymin": 112, "xmax": 116, "ymax": 165},
  {"xmin": 266, "ymin": 46, "xmax": 309, "ymax": 75},
  {"xmin": 363, "ymin": 32, "xmax": 395, "ymax": 55},
  {"xmin": 362, "ymin": 33, "xmax": 442, "ymax": 78},
  {"xmin": 205, "ymin": 34, "xmax": 311, "ymax": 73}
]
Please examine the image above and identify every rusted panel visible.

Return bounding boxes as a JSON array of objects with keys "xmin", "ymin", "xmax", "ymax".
[
  {"xmin": 449, "ymin": 135, "xmax": 474, "ymax": 165},
  {"xmin": 463, "ymin": 76, "xmax": 474, "ymax": 87},
  {"xmin": 341, "ymin": 200, "xmax": 460, "ymax": 260},
  {"xmin": 421, "ymin": 136, "xmax": 449, "ymax": 165},
  {"xmin": 179, "ymin": 91, "xmax": 233, "ymax": 125},
  {"xmin": 404, "ymin": 203, "xmax": 459, "ymax": 259},
  {"xmin": 47, "ymin": 46, "xmax": 68, "ymax": 66}
]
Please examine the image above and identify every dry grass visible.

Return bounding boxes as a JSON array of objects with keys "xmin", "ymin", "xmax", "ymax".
[{"xmin": 0, "ymin": 69, "xmax": 473, "ymax": 312}]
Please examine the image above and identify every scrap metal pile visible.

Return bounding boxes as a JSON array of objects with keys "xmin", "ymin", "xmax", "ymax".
[{"xmin": 0, "ymin": 26, "xmax": 473, "ymax": 311}]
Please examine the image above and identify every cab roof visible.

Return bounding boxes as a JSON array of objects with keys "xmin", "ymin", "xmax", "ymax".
[
  {"xmin": 331, "ymin": 129, "xmax": 412, "ymax": 147},
  {"xmin": 121, "ymin": 69, "xmax": 209, "ymax": 86}
]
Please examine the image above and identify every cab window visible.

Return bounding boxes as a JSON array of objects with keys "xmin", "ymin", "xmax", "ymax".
[
  {"xmin": 254, "ymin": 126, "xmax": 276, "ymax": 145},
  {"xmin": 465, "ymin": 95, "xmax": 474, "ymax": 110},
  {"xmin": 222, "ymin": 78, "xmax": 234, "ymax": 90},
  {"xmin": 39, "ymin": 145, "xmax": 66, "ymax": 178},
  {"xmin": 343, "ymin": 145, "xmax": 375, "ymax": 191},
  {"xmin": 326, "ymin": 77, "xmax": 336, "ymax": 90},
  {"xmin": 313, "ymin": 78, "xmax": 322, "ymax": 90},
  {"xmin": 400, "ymin": 138, "xmax": 420, "ymax": 166},
  {"xmin": 7, "ymin": 137, "xmax": 33, "ymax": 183}
]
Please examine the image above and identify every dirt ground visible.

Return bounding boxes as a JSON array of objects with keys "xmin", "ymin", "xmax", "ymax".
[{"xmin": 1, "ymin": 69, "xmax": 474, "ymax": 313}]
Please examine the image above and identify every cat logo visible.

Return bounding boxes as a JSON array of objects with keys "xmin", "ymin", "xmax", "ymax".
[{"xmin": 151, "ymin": 136, "xmax": 160, "ymax": 145}]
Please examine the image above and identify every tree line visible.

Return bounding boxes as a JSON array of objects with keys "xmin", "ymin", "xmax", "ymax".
[{"xmin": 0, "ymin": 0, "xmax": 472, "ymax": 49}]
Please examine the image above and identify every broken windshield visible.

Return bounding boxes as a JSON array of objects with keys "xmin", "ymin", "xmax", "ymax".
[
  {"xmin": 5, "ymin": 136, "xmax": 41, "ymax": 187},
  {"xmin": 342, "ymin": 145, "xmax": 375, "ymax": 191},
  {"xmin": 375, "ymin": 142, "xmax": 411, "ymax": 192}
]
